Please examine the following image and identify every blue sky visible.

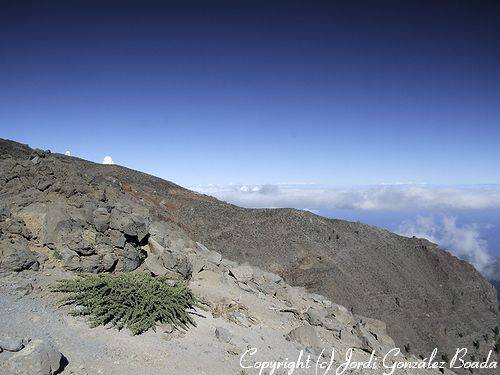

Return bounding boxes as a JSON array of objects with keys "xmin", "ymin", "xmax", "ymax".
[
  {"xmin": 1, "ymin": 0, "xmax": 500, "ymax": 186},
  {"xmin": 1, "ymin": 1, "xmax": 500, "ymax": 276}
]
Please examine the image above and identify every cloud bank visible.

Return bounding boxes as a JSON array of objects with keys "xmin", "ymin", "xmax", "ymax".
[
  {"xmin": 191, "ymin": 184, "xmax": 500, "ymax": 211},
  {"xmin": 102, "ymin": 156, "xmax": 115, "ymax": 165},
  {"xmin": 398, "ymin": 215, "xmax": 493, "ymax": 274}
]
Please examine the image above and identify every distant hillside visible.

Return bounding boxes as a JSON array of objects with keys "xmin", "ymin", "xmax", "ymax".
[{"xmin": 485, "ymin": 260, "xmax": 500, "ymax": 301}]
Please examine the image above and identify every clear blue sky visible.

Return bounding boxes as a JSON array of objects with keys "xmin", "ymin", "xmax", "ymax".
[{"xmin": 1, "ymin": 0, "xmax": 499, "ymax": 186}]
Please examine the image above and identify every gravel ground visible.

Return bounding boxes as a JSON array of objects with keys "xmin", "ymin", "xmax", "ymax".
[{"xmin": 0, "ymin": 270, "xmax": 315, "ymax": 375}]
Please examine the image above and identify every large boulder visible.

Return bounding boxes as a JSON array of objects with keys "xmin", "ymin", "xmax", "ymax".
[
  {"xmin": 285, "ymin": 325, "xmax": 322, "ymax": 353},
  {"xmin": 2, "ymin": 219, "xmax": 32, "ymax": 240},
  {"xmin": 143, "ymin": 238, "xmax": 192, "ymax": 279},
  {"xmin": 354, "ymin": 320, "xmax": 395, "ymax": 354},
  {"xmin": 109, "ymin": 207, "xmax": 150, "ymax": 243},
  {"xmin": 63, "ymin": 252, "xmax": 118, "ymax": 273},
  {"xmin": 0, "ymin": 239, "xmax": 38, "ymax": 272},
  {"xmin": 1, "ymin": 339, "xmax": 63, "ymax": 375},
  {"xmin": 228, "ymin": 264, "xmax": 254, "ymax": 283},
  {"xmin": 305, "ymin": 305, "xmax": 343, "ymax": 337},
  {"xmin": 114, "ymin": 243, "xmax": 145, "ymax": 272},
  {"xmin": 149, "ymin": 221, "xmax": 172, "ymax": 247},
  {"xmin": 19, "ymin": 202, "xmax": 69, "ymax": 246},
  {"xmin": 328, "ymin": 303, "xmax": 355, "ymax": 326},
  {"xmin": 0, "ymin": 336, "xmax": 28, "ymax": 352},
  {"xmin": 92, "ymin": 207, "xmax": 110, "ymax": 232},
  {"xmin": 108, "ymin": 229, "xmax": 126, "ymax": 248}
]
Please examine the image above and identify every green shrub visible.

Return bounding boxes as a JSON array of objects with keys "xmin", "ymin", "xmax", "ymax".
[{"xmin": 52, "ymin": 272, "xmax": 198, "ymax": 335}]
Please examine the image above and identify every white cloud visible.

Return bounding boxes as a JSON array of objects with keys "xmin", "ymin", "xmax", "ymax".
[
  {"xmin": 398, "ymin": 215, "xmax": 493, "ymax": 274},
  {"xmin": 102, "ymin": 156, "xmax": 115, "ymax": 165},
  {"xmin": 64, "ymin": 150, "xmax": 71, "ymax": 156},
  {"xmin": 191, "ymin": 184, "xmax": 500, "ymax": 211}
]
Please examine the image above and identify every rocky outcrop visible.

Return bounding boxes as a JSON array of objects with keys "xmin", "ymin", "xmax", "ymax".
[
  {"xmin": 1, "ymin": 339, "xmax": 63, "ymax": 375},
  {"xmin": 0, "ymin": 337, "xmax": 29, "ymax": 352},
  {"xmin": 0, "ymin": 239, "xmax": 38, "ymax": 272}
]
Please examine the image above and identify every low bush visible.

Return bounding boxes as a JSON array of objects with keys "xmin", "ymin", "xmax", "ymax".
[{"xmin": 52, "ymin": 272, "xmax": 197, "ymax": 335}]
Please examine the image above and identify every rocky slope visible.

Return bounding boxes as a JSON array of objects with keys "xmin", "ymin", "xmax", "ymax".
[
  {"xmin": 1, "ymin": 242, "xmax": 452, "ymax": 374},
  {"xmin": 0, "ymin": 138, "xmax": 498, "ymax": 373},
  {"xmin": 484, "ymin": 260, "xmax": 500, "ymax": 302}
]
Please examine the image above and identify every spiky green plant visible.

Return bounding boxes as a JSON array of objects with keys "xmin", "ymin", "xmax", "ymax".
[{"xmin": 51, "ymin": 272, "xmax": 197, "ymax": 335}]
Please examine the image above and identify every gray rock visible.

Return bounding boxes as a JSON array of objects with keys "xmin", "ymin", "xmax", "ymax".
[
  {"xmin": 58, "ymin": 247, "xmax": 81, "ymax": 270},
  {"xmin": 94, "ymin": 207, "xmax": 108, "ymax": 215},
  {"xmin": 143, "ymin": 254, "xmax": 169, "ymax": 276},
  {"xmin": 109, "ymin": 208, "xmax": 130, "ymax": 233},
  {"xmin": 109, "ymin": 229, "xmax": 126, "ymax": 248},
  {"xmin": 353, "ymin": 321, "xmax": 394, "ymax": 354},
  {"xmin": 305, "ymin": 306, "xmax": 343, "ymax": 337},
  {"xmin": 308, "ymin": 293, "xmax": 332, "ymax": 307},
  {"xmin": 306, "ymin": 306, "xmax": 326, "ymax": 326},
  {"xmin": 32, "ymin": 148, "xmax": 50, "ymax": 158},
  {"xmin": 69, "ymin": 230, "xmax": 97, "ymax": 256},
  {"xmin": 145, "ymin": 238, "xmax": 192, "ymax": 279},
  {"xmin": 0, "ymin": 205, "xmax": 10, "ymax": 220},
  {"xmin": 275, "ymin": 285, "xmax": 308, "ymax": 307},
  {"xmin": 214, "ymin": 327, "xmax": 232, "ymax": 343},
  {"xmin": 161, "ymin": 251, "xmax": 192, "ymax": 279},
  {"xmin": 354, "ymin": 322, "xmax": 378, "ymax": 352},
  {"xmin": 237, "ymin": 281, "xmax": 256, "ymax": 293},
  {"xmin": 169, "ymin": 238, "xmax": 188, "ymax": 252},
  {"xmin": 355, "ymin": 318, "xmax": 395, "ymax": 353},
  {"xmin": 221, "ymin": 258, "xmax": 239, "ymax": 268},
  {"xmin": 92, "ymin": 208, "xmax": 109, "ymax": 232},
  {"xmin": 195, "ymin": 242, "xmax": 209, "ymax": 253},
  {"xmin": 253, "ymin": 268, "xmax": 283, "ymax": 284},
  {"xmin": 123, "ymin": 220, "xmax": 148, "ymax": 242},
  {"xmin": 149, "ymin": 221, "xmax": 172, "ymax": 247},
  {"xmin": 40, "ymin": 205, "xmax": 71, "ymax": 247},
  {"xmin": 229, "ymin": 264, "xmax": 254, "ymax": 282},
  {"xmin": 62, "ymin": 252, "xmax": 116, "ymax": 273},
  {"xmin": 98, "ymin": 253, "xmax": 118, "ymax": 272},
  {"xmin": 36, "ymin": 179, "xmax": 52, "ymax": 192},
  {"xmin": 285, "ymin": 325, "xmax": 322, "ymax": 352},
  {"xmin": 328, "ymin": 303, "xmax": 354, "ymax": 326},
  {"xmin": 110, "ymin": 209, "xmax": 150, "ymax": 243},
  {"xmin": 4, "ymin": 220, "xmax": 32, "ymax": 239},
  {"xmin": 253, "ymin": 280, "xmax": 280, "ymax": 296},
  {"xmin": 322, "ymin": 318, "xmax": 343, "ymax": 336},
  {"xmin": 147, "ymin": 237, "xmax": 164, "ymax": 255},
  {"xmin": 357, "ymin": 316, "xmax": 387, "ymax": 333},
  {"xmin": 114, "ymin": 243, "xmax": 144, "ymax": 272},
  {"xmin": 206, "ymin": 250, "xmax": 222, "ymax": 265},
  {"xmin": 0, "ymin": 337, "xmax": 28, "ymax": 352},
  {"xmin": 0, "ymin": 240, "xmax": 39, "ymax": 272},
  {"xmin": 15, "ymin": 203, "xmax": 50, "ymax": 243},
  {"xmin": 190, "ymin": 257, "xmax": 208, "ymax": 275},
  {"xmin": 36, "ymin": 252, "xmax": 48, "ymax": 265},
  {"xmin": 2, "ymin": 339, "xmax": 63, "ymax": 375},
  {"xmin": 14, "ymin": 282, "xmax": 34, "ymax": 297},
  {"xmin": 229, "ymin": 310, "xmax": 252, "ymax": 327}
]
